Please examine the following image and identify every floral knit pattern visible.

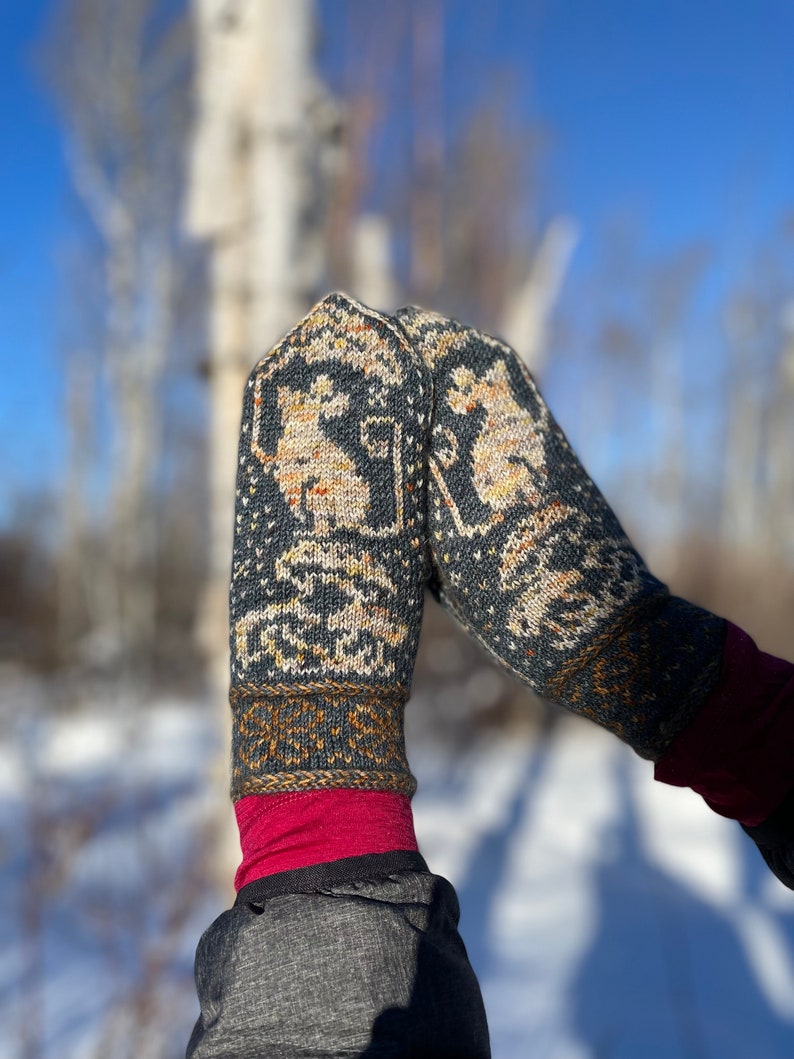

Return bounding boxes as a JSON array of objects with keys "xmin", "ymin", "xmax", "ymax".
[
  {"xmin": 229, "ymin": 294, "xmax": 430, "ymax": 799},
  {"xmin": 393, "ymin": 306, "xmax": 725, "ymax": 759}
]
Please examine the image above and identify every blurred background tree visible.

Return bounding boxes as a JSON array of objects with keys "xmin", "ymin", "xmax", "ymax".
[
  {"xmin": 39, "ymin": 0, "xmax": 201, "ymax": 697},
  {"xmin": 14, "ymin": 0, "xmax": 789, "ymax": 705},
  {"xmin": 3, "ymin": 0, "xmax": 794, "ymax": 1053},
  {"xmin": 2, "ymin": 2, "xmax": 792, "ymax": 851},
  {"xmin": 21, "ymin": 0, "xmax": 590, "ymax": 723}
]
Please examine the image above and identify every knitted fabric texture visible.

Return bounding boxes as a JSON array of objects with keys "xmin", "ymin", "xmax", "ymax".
[
  {"xmin": 392, "ymin": 306, "xmax": 725, "ymax": 760},
  {"xmin": 229, "ymin": 293, "xmax": 430, "ymax": 800}
]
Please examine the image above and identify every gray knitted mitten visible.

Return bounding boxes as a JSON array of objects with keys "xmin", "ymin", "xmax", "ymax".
[
  {"xmin": 393, "ymin": 306, "xmax": 725, "ymax": 760},
  {"xmin": 229, "ymin": 294, "xmax": 430, "ymax": 800}
]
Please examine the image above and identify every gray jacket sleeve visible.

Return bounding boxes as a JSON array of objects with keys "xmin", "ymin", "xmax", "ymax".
[{"xmin": 187, "ymin": 852, "xmax": 491, "ymax": 1059}]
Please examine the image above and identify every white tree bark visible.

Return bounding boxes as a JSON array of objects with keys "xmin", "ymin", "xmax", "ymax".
[
  {"xmin": 185, "ymin": 0, "xmax": 332, "ymax": 883},
  {"xmin": 500, "ymin": 217, "xmax": 579, "ymax": 378},
  {"xmin": 185, "ymin": 0, "xmax": 329, "ymax": 681},
  {"xmin": 352, "ymin": 213, "xmax": 398, "ymax": 314}
]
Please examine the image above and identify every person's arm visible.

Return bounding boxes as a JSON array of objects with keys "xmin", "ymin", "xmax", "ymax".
[
  {"xmin": 188, "ymin": 294, "xmax": 490, "ymax": 1058},
  {"xmin": 393, "ymin": 303, "xmax": 794, "ymax": 888}
]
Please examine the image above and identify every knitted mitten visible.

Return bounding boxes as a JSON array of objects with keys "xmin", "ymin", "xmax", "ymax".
[
  {"xmin": 229, "ymin": 293, "xmax": 430, "ymax": 801},
  {"xmin": 392, "ymin": 306, "xmax": 725, "ymax": 761}
]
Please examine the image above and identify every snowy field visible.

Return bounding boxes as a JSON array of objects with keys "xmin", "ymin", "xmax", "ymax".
[
  {"xmin": 2, "ymin": 665, "xmax": 794, "ymax": 1058},
  {"xmin": 410, "ymin": 718, "xmax": 794, "ymax": 1059}
]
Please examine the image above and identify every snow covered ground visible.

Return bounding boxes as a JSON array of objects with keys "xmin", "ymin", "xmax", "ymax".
[
  {"xmin": 411, "ymin": 718, "xmax": 794, "ymax": 1059},
  {"xmin": 2, "ymin": 667, "xmax": 793, "ymax": 1058}
]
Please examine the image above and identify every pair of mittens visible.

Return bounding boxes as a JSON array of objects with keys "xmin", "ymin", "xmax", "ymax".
[{"xmin": 228, "ymin": 292, "xmax": 793, "ymax": 890}]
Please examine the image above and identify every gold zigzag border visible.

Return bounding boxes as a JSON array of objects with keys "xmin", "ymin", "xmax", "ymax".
[
  {"xmin": 229, "ymin": 680, "xmax": 408, "ymax": 707},
  {"xmin": 544, "ymin": 594, "xmax": 667, "ymax": 701}
]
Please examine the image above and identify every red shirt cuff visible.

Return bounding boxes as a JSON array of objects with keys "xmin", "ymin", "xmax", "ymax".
[{"xmin": 234, "ymin": 789, "xmax": 419, "ymax": 890}]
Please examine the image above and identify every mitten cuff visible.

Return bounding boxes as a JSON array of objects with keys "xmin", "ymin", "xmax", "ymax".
[{"xmin": 655, "ymin": 622, "xmax": 794, "ymax": 825}]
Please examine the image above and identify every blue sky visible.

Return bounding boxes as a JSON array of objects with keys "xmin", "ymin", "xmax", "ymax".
[
  {"xmin": 521, "ymin": 0, "xmax": 792, "ymax": 254},
  {"xmin": 2, "ymin": 1, "xmax": 69, "ymax": 517},
  {"xmin": 3, "ymin": 0, "xmax": 793, "ymax": 522}
]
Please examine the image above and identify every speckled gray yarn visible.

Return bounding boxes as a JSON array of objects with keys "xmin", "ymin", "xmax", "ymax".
[
  {"xmin": 393, "ymin": 306, "xmax": 725, "ymax": 759},
  {"xmin": 229, "ymin": 294, "xmax": 431, "ymax": 800}
]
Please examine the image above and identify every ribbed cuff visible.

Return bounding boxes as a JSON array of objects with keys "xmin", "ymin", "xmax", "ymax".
[{"xmin": 655, "ymin": 622, "xmax": 794, "ymax": 826}]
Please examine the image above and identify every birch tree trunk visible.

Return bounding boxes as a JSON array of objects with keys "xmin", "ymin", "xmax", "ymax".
[
  {"xmin": 351, "ymin": 214, "xmax": 398, "ymax": 314},
  {"xmin": 185, "ymin": 0, "xmax": 333, "ymax": 882},
  {"xmin": 185, "ymin": 0, "xmax": 330, "ymax": 689},
  {"xmin": 500, "ymin": 217, "xmax": 578, "ymax": 377}
]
